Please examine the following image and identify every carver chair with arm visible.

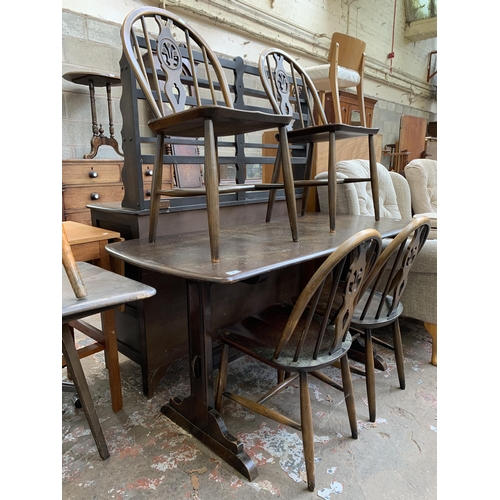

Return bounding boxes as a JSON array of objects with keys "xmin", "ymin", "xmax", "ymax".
[
  {"xmin": 121, "ymin": 7, "xmax": 297, "ymax": 263},
  {"xmin": 258, "ymin": 48, "xmax": 380, "ymax": 235},
  {"xmin": 214, "ymin": 229, "xmax": 382, "ymax": 491},
  {"xmin": 62, "ymin": 225, "xmax": 156, "ymax": 459}
]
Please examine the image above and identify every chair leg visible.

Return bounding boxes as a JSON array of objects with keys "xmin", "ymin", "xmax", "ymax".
[
  {"xmin": 300, "ymin": 143, "xmax": 314, "ymax": 216},
  {"xmin": 424, "ymin": 322, "xmax": 437, "ymax": 366},
  {"xmin": 149, "ymin": 133, "xmax": 165, "ymax": 244},
  {"xmin": 100, "ymin": 309, "xmax": 123, "ymax": 412},
  {"xmin": 278, "ymin": 126, "xmax": 299, "ymax": 242},
  {"xmin": 299, "ymin": 372, "xmax": 315, "ymax": 492},
  {"xmin": 340, "ymin": 354, "xmax": 358, "ymax": 438},
  {"xmin": 266, "ymin": 143, "xmax": 282, "ymax": 223},
  {"xmin": 392, "ymin": 319, "xmax": 406, "ymax": 390},
  {"xmin": 215, "ymin": 343, "xmax": 229, "ymax": 413},
  {"xmin": 364, "ymin": 329, "xmax": 376, "ymax": 422},
  {"xmin": 62, "ymin": 323, "xmax": 110, "ymax": 460},
  {"xmin": 368, "ymin": 134, "xmax": 380, "ymax": 221},
  {"xmin": 327, "ymin": 132, "xmax": 337, "ymax": 232},
  {"xmin": 204, "ymin": 119, "xmax": 220, "ymax": 263}
]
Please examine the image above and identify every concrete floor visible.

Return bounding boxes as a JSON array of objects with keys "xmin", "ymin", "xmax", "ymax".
[{"xmin": 62, "ymin": 316, "xmax": 437, "ymax": 499}]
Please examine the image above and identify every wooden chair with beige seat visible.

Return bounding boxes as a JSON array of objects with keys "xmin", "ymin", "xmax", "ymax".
[
  {"xmin": 258, "ymin": 47, "xmax": 380, "ymax": 232},
  {"xmin": 62, "ymin": 225, "xmax": 156, "ymax": 458},
  {"xmin": 214, "ymin": 229, "xmax": 382, "ymax": 491},
  {"xmin": 305, "ymin": 32, "xmax": 367, "ymax": 126}
]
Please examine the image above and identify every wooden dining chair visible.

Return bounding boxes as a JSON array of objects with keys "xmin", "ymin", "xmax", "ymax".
[
  {"xmin": 328, "ymin": 33, "xmax": 367, "ymax": 127},
  {"xmin": 62, "ymin": 225, "xmax": 156, "ymax": 459},
  {"xmin": 215, "ymin": 229, "xmax": 382, "ymax": 491},
  {"xmin": 347, "ymin": 216, "xmax": 430, "ymax": 422},
  {"xmin": 258, "ymin": 48, "xmax": 380, "ymax": 235},
  {"xmin": 121, "ymin": 7, "xmax": 297, "ymax": 263}
]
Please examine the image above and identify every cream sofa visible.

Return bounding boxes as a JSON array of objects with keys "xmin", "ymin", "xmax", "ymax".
[{"xmin": 315, "ymin": 160, "xmax": 437, "ymax": 365}]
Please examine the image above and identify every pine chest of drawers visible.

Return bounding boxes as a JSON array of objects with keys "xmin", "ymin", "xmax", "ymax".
[{"xmin": 62, "ymin": 159, "xmax": 173, "ymax": 225}]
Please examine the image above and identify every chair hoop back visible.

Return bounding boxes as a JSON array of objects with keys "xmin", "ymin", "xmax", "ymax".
[
  {"xmin": 274, "ymin": 229, "xmax": 382, "ymax": 362},
  {"xmin": 259, "ymin": 48, "xmax": 328, "ymax": 129},
  {"xmin": 121, "ymin": 6, "xmax": 233, "ymax": 118},
  {"xmin": 358, "ymin": 216, "xmax": 431, "ymax": 321}
]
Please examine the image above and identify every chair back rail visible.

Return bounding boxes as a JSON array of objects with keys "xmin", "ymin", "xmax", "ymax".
[
  {"xmin": 357, "ymin": 216, "xmax": 431, "ymax": 321},
  {"xmin": 328, "ymin": 32, "xmax": 366, "ymax": 126},
  {"xmin": 328, "ymin": 33, "xmax": 366, "ymax": 73},
  {"xmin": 274, "ymin": 228, "xmax": 382, "ymax": 363},
  {"xmin": 122, "ymin": 7, "xmax": 233, "ymax": 118},
  {"xmin": 259, "ymin": 48, "xmax": 328, "ymax": 130},
  {"xmin": 119, "ymin": 31, "xmax": 310, "ymax": 211}
]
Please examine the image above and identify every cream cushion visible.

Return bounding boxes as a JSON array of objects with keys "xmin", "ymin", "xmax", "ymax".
[
  {"xmin": 304, "ymin": 63, "xmax": 360, "ymax": 92},
  {"xmin": 336, "ymin": 159, "xmax": 402, "ymax": 218}
]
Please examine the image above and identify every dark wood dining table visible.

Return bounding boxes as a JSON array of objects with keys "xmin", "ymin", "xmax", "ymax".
[{"xmin": 105, "ymin": 213, "xmax": 410, "ymax": 481}]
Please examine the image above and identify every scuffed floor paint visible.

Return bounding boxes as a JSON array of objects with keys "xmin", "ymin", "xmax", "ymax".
[
  {"xmin": 236, "ymin": 423, "xmax": 331, "ymax": 484},
  {"xmin": 62, "ymin": 317, "xmax": 437, "ymax": 499},
  {"xmin": 318, "ymin": 481, "xmax": 344, "ymax": 498}
]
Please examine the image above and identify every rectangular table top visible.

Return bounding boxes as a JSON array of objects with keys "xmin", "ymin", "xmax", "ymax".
[
  {"xmin": 105, "ymin": 214, "xmax": 410, "ymax": 284},
  {"xmin": 62, "ymin": 261, "xmax": 156, "ymax": 323},
  {"xmin": 63, "ymin": 221, "xmax": 121, "ymax": 245}
]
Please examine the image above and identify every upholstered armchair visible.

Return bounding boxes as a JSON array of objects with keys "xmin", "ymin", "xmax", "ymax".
[
  {"xmin": 404, "ymin": 159, "xmax": 437, "ymax": 240},
  {"xmin": 315, "ymin": 160, "xmax": 437, "ymax": 365},
  {"xmin": 404, "ymin": 159, "xmax": 437, "ymax": 214}
]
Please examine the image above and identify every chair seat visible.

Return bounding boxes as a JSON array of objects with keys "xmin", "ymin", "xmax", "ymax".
[
  {"xmin": 351, "ymin": 290, "xmax": 403, "ymax": 329},
  {"xmin": 303, "ymin": 64, "xmax": 361, "ymax": 92},
  {"xmin": 220, "ymin": 305, "xmax": 352, "ymax": 372},
  {"xmin": 286, "ymin": 122, "xmax": 379, "ymax": 144},
  {"xmin": 148, "ymin": 105, "xmax": 293, "ymax": 138}
]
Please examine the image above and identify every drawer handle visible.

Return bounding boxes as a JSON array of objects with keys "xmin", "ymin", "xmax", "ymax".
[
  {"xmin": 90, "ymin": 192, "xmax": 100, "ymax": 200},
  {"xmin": 145, "ymin": 169, "xmax": 153, "ymax": 176},
  {"xmin": 145, "ymin": 190, "xmax": 151, "ymax": 197},
  {"xmin": 88, "ymin": 171, "xmax": 98, "ymax": 178}
]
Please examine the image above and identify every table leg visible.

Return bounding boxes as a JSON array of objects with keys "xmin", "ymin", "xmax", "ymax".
[
  {"xmin": 97, "ymin": 239, "xmax": 123, "ymax": 412},
  {"xmin": 161, "ymin": 280, "xmax": 258, "ymax": 481},
  {"xmin": 101, "ymin": 309, "xmax": 123, "ymax": 412}
]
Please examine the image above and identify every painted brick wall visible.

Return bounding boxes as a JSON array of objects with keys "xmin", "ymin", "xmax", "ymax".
[{"xmin": 62, "ymin": 0, "xmax": 437, "ymax": 166}]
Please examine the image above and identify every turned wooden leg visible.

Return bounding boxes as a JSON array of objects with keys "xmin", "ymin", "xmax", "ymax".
[
  {"xmin": 340, "ymin": 354, "xmax": 358, "ymax": 439},
  {"xmin": 299, "ymin": 372, "xmax": 315, "ymax": 492},
  {"xmin": 392, "ymin": 319, "xmax": 406, "ymax": 390},
  {"xmin": 204, "ymin": 119, "xmax": 220, "ymax": 263},
  {"xmin": 364, "ymin": 329, "xmax": 376, "ymax": 423},
  {"xmin": 424, "ymin": 322, "xmax": 437, "ymax": 366},
  {"xmin": 149, "ymin": 134, "xmax": 165, "ymax": 244}
]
